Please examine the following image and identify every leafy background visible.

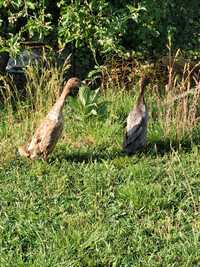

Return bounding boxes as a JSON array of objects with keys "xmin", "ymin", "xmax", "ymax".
[{"xmin": 0, "ymin": 0, "xmax": 199, "ymax": 76}]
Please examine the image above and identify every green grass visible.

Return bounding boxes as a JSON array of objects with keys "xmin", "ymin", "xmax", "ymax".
[{"xmin": 0, "ymin": 91, "xmax": 200, "ymax": 267}]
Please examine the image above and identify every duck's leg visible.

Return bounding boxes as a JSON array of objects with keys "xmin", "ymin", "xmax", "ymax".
[{"xmin": 42, "ymin": 152, "xmax": 48, "ymax": 161}]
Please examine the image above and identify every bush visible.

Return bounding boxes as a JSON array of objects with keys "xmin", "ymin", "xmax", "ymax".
[{"xmin": 0, "ymin": 0, "xmax": 199, "ymax": 74}]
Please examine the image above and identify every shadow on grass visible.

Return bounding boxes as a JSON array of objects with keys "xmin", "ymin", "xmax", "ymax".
[
  {"xmin": 48, "ymin": 137, "xmax": 197, "ymax": 164},
  {"xmin": 48, "ymin": 135, "xmax": 198, "ymax": 163},
  {"xmin": 146, "ymin": 137, "xmax": 196, "ymax": 156},
  {"xmin": 49, "ymin": 145, "xmax": 124, "ymax": 164}
]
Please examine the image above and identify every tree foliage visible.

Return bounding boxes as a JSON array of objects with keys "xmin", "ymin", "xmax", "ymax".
[{"xmin": 0, "ymin": 0, "xmax": 199, "ymax": 60}]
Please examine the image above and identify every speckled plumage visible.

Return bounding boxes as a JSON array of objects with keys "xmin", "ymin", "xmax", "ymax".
[
  {"xmin": 123, "ymin": 76, "xmax": 149, "ymax": 155},
  {"xmin": 18, "ymin": 77, "xmax": 80, "ymax": 160}
]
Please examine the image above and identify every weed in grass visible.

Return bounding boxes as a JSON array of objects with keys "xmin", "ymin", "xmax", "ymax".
[{"xmin": 68, "ymin": 85, "xmax": 109, "ymax": 121}]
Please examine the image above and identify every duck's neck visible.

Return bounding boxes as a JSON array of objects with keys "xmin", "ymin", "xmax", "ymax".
[
  {"xmin": 137, "ymin": 83, "xmax": 145, "ymax": 106},
  {"xmin": 49, "ymin": 86, "xmax": 71, "ymax": 116}
]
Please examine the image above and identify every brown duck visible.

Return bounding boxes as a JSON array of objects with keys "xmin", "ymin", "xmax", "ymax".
[
  {"xmin": 18, "ymin": 77, "xmax": 80, "ymax": 160},
  {"xmin": 123, "ymin": 76, "xmax": 150, "ymax": 155}
]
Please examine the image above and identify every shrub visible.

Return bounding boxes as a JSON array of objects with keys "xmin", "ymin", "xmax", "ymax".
[{"xmin": 68, "ymin": 85, "xmax": 109, "ymax": 121}]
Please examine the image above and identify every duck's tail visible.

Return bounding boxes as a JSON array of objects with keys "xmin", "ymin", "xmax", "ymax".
[{"xmin": 18, "ymin": 145, "xmax": 30, "ymax": 158}]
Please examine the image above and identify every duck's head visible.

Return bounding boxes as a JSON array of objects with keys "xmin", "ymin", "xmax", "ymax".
[
  {"xmin": 65, "ymin": 77, "xmax": 81, "ymax": 91},
  {"xmin": 140, "ymin": 75, "xmax": 150, "ymax": 89}
]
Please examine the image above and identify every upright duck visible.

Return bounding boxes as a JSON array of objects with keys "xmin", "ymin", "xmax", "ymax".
[
  {"xmin": 18, "ymin": 77, "xmax": 80, "ymax": 160},
  {"xmin": 123, "ymin": 75, "xmax": 150, "ymax": 155}
]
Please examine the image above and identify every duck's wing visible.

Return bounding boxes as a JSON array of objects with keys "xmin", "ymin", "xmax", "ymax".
[
  {"xmin": 38, "ymin": 119, "xmax": 63, "ymax": 155},
  {"xmin": 124, "ymin": 107, "xmax": 147, "ymax": 146},
  {"xmin": 124, "ymin": 120, "xmax": 144, "ymax": 147},
  {"xmin": 27, "ymin": 119, "xmax": 49, "ymax": 152}
]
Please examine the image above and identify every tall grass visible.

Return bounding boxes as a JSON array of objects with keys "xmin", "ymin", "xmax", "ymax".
[
  {"xmin": 0, "ymin": 47, "xmax": 199, "ymax": 164},
  {"xmin": 155, "ymin": 48, "xmax": 200, "ymax": 140},
  {"xmin": 91, "ymin": 47, "xmax": 200, "ymax": 142},
  {"xmin": 0, "ymin": 55, "xmax": 70, "ymax": 162}
]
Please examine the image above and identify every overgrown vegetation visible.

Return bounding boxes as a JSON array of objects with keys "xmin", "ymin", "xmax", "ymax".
[{"xmin": 0, "ymin": 1, "xmax": 200, "ymax": 266}]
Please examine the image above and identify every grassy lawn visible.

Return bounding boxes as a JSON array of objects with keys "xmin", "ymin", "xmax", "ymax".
[{"xmin": 0, "ymin": 90, "xmax": 200, "ymax": 266}]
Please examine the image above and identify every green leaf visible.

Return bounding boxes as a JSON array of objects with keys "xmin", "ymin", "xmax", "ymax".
[{"xmin": 27, "ymin": 1, "xmax": 36, "ymax": 10}]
